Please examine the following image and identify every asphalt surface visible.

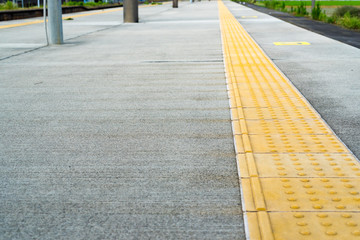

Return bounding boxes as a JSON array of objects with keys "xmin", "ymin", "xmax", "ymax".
[{"xmin": 241, "ymin": 2, "xmax": 360, "ymax": 49}]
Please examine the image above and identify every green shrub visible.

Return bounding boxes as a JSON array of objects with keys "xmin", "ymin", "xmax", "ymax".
[
  {"xmin": 334, "ymin": 6, "xmax": 360, "ymax": 18},
  {"xmin": 340, "ymin": 11, "xmax": 360, "ymax": 29},
  {"xmin": 319, "ymin": 10, "xmax": 328, "ymax": 21},
  {"xmin": 296, "ymin": 2, "xmax": 308, "ymax": 16},
  {"xmin": 0, "ymin": 1, "xmax": 18, "ymax": 10},
  {"xmin": 326, "ymin": 15, "xmax": 338, "ymax": 24},
  {"xmin": 311, "ymin": 2, "xmax": 321, "ymax": 20}
]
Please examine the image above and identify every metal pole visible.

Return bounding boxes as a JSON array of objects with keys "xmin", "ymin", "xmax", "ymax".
[
  {"xmin": 38, "ymin": 0, "xmax": 40, "ymax": 7},
  {"xmin": 123, "ymin": 0, "xmax": 138, "ymax": 23},
  {"xmin": 311, "ymin": 0, "xmax": 315, "ymax": 10},
  {"xmin": 172, "ymin": 0, "xmax": 178, "ymax": 8},
  {"xmin": 48, "ymin": 0, "xmax": 63, "ymax": 44}
]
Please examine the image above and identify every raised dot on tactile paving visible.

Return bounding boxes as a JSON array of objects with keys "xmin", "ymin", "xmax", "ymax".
[
  {"xmin": 297, "ymin": 222, "xmax": 307, "ymax": 226},
  {"xmin": 341, "ymin": 214, "xmax": 352, "ymax": 218},
  {"xmin": 288, "ymin": 198, "xmax": 297, "ymax": 201},
  {"xmin": 310, "ymin": 197, "xmax": 319, "ymax": 202},
  {"xmin": 299, "ymin": 230, "xmax": 311, "ymax": 236},
  {"xmin": 313, "ymin": 204, "xmax": 323, "ymax": 209},
  {"xmin": 347, "ymin": 221, "xmax": 358, "ymax": 227},
  {"xmin": 321, "ymin": 222, "xmax": 332, "ymax": 226},
  {"xmin": 332, "ymin": 198, "xmax": 341, "ymax": 202},
  {"xmin": 317, "ymin": 213, "xmax": 328, "ymax": 218},
  {"xmin": 306, "ymin": 190, "xmax": 316, "ymax": 195},
  {"xmin": 285, "ymin": 191, "xmax": 294, "ymax": 194},
  {"xmin": 291, "ymin": 205, "xmax": 300, "ymax": 209},
  {"xmin": 336, "ymin": 205, "xmax": 346, "ymax": 209},
  {"xmin": 345, "ymin": 184, "xmax": 354, "ymax": 188},
  {"xmin": 352, "ymin": 230, "xmax": 360, "ymax": 236},
  {"xmin": 294, "ymin": 213, "xmax": 304, "ymax": 218},
  {"xmin": 326, "ymin": 231, "xmax": 337, "ymax": 236}
]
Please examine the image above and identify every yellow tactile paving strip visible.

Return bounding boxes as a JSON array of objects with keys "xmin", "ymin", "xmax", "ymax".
[{"xmin": 218, "ymin": 1, "xmax": 360, "ymax": 239}]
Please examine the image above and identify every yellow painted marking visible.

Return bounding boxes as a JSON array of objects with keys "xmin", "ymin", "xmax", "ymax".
[
  {"xmin": 218, "ymin": 1, "xmax": 360, "ymax": 239},
  {"xmin": 0, "ymin": 3, "xmax": 161, "ymax": 30},
  {"xmin": 0, "ymin": 20, "xmax": 44, "ymax": 29},
  {"xmin": 241, "ymin": 16, "xmax": 258, "ymax": 18},
  {"xmin": 274, "ymin": 41, "xmax": 310, "ymax": 45}
]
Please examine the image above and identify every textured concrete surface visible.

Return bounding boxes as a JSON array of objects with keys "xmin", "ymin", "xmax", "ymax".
[
  {"xmin": 0, "ymin": 2, "xmax": 245, "ymax": 239},
  {"xmin": 2, "ymin": 1, "xmax": 360, "ymax": 239},
  {"xmin": 225, "ymin": 1, "xmax": 360, "ymax": 159}
]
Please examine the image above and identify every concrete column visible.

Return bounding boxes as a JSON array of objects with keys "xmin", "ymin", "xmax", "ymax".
[
  {"xmin": 48, "ymin": 0, "xmax": 63, "ymax": 44},
  {"xmin": 173, "ymin": 0, "xmax": 178, "ymax": 8},
  {"xmin": 123, "ymin": 0, "xmax": 138, "ymax": 23}
]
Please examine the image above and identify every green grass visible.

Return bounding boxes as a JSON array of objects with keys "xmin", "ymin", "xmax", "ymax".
[
  {"xmin": 253, "ymin": 0, "xmax": 360, "ymax": 30},
  {"xmin": 256, "ymin": 1, "xmax": 360, "ymax": 7},
  {"xmin": 271, "ymin": 1, "xmax": 360, "ymax": 6},
  {"xmin": 0, "ymin": 1, "xmax": 18, "ymax": 10},
  {"xmin": 340, "ymin": 11, "xmax": 360, "ymax": 28}
]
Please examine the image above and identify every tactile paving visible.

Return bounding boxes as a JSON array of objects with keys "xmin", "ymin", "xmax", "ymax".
[
  {"xmin": 243, "ymin": 177, "xmax": 360, "ymax": 211},
  {"xmin": 248, "ymin": 134, "xmax": 348, "ymax": 153},
  {"xmin": 233, "ymin": 107, "xmax": 320, "ymax": 120},
  {"xmin": 248, "ymin": 212, "xmax": 360, "ymax": 240},
  {"xmin": 237, "ymin": 153, "xmax": 360, "ymax": 178},
  {"xmin": 244, "ymin": 119, "xmax": 331, "ymax": 135},
  {"xmin": 219, "ymin": 1, "xmax": 360, "ymax": 239}
]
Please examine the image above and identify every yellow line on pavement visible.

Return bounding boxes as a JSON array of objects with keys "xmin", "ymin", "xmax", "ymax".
[
  {"xmin": 0, "ymin": 19, "xmax": 44, "ymax": 29},
  {"xmin": 274, "ymin": 41, "xmax": 310, "ymax": 45},
  {"xmin": 0, "ymin": 3, "xmax": 163, "ymax": 30},
  {"xmin": 218, "ymin": 1, "xmax": 360, "ymax": 239}
]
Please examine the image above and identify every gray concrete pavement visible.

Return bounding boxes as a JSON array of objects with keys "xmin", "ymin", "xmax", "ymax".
[
  {"xmin": 1, "ymin": 2, "xmax": 245, "ymax": 239},
  {"xmin": 1, "ymin": 1, "xmax": 360, "ymax": 239},
  {"xmin": 225, "ymin": 1, "xmax": 360, "ymax": 158}
]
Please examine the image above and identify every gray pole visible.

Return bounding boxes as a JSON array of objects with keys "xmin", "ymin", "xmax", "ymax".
[
  {"xmin": 312, "ymin": 0, "xmax": 315, "ymax": 10},
  {"xmin": 48, "ymin": 0, "xmax": 63, "ymax": 44},
  {"xmin": 123, "ymin": 0, "xmax": 138, "ymax": 23},
  {"xmin": 173, "ymin": 0, "xmax": 178, "ymax": 8}
]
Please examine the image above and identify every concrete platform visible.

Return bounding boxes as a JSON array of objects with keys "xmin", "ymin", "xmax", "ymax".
[
  {"xmin": 1, "ymin": 2, "xmax": 245, "ymax": 239},
  {"xmin": 1, "ymin": 1, "xmax": 359, "ymax": 239}
]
